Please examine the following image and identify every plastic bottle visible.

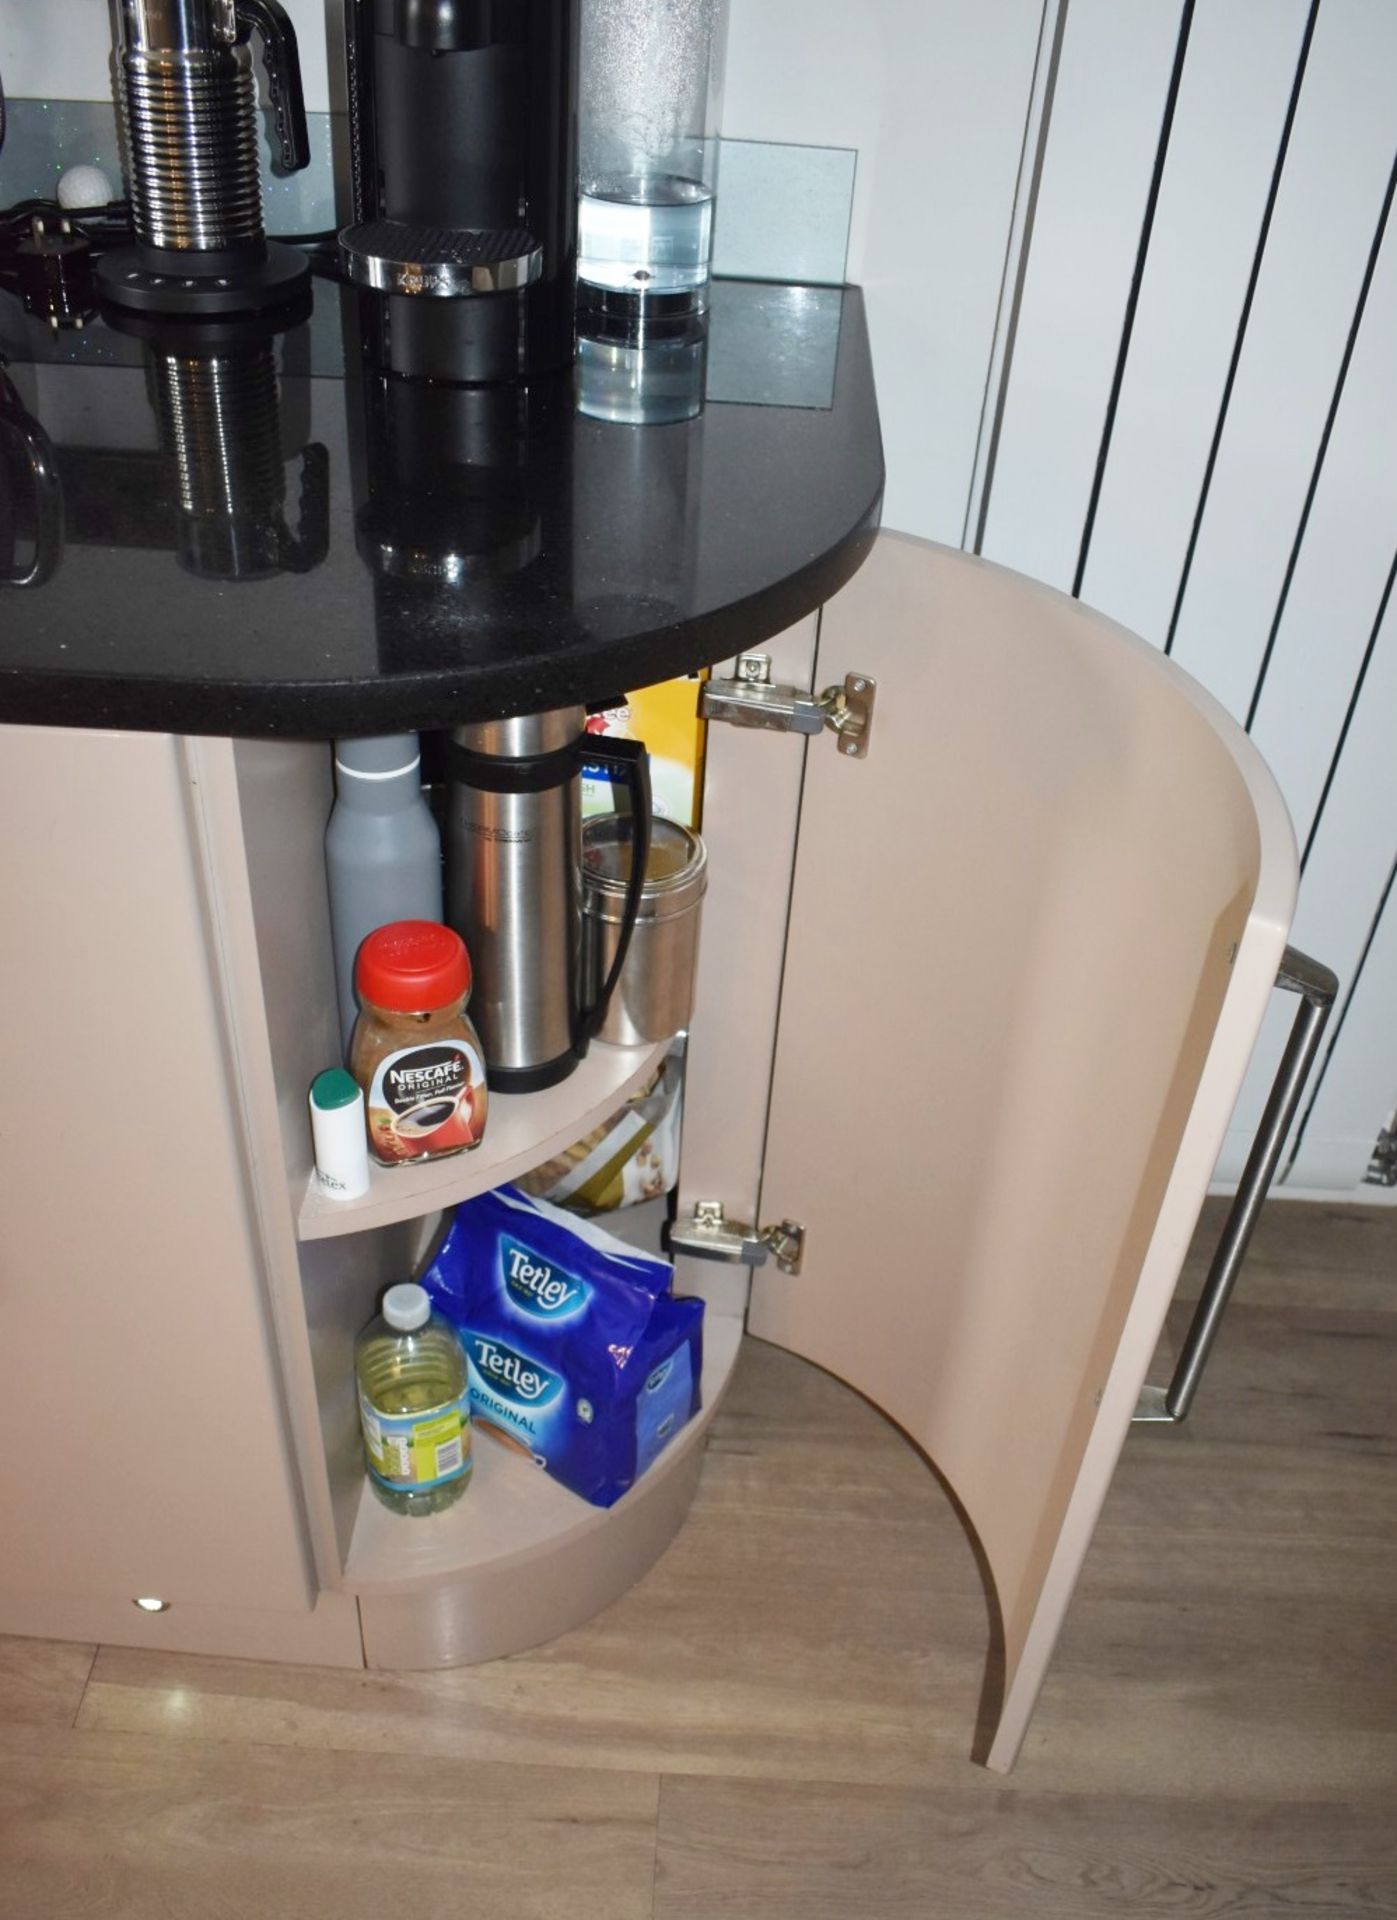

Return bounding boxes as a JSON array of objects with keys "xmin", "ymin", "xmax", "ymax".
[
  {"xmin": 325, "ymin": 734, "xmax": 443, "ymax": 1054},
  {"xmin": 355, "ymin": 1283, "xmax": 471, "ymax": 1517}
]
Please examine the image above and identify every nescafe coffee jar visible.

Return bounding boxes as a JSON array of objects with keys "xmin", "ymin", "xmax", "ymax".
[{"xmin": 349, "ymin": 921, "xmax": 489, "ymax": 1167}]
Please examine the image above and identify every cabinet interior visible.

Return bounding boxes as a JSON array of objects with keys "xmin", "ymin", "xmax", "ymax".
[{"xmin": 228, "ymin": 732, "xmax": 730, "ymax": 1592}]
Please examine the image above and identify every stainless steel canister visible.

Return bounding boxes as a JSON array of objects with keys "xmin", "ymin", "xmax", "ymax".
[{"xmin": 581, "ymin": 817, "xmax": 707, "ymax": 1046}]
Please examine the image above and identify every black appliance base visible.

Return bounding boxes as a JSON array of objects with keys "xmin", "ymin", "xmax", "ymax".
[
  {"xmin": 95, "ymin": 242, "xmax": 311, "ymax": 318},
  {"xmin": 487, "ymin": 1050, "xmax": 584, "ymax": 1096}
]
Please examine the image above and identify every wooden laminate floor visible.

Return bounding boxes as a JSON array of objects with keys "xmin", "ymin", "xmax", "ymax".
[{"xmin": 2, "ymin": 1199, "xmax": 1394, "ymax": 1916}]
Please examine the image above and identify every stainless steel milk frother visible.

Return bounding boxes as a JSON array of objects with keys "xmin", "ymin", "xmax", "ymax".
[
  {"xmin": 98, "ymin": 0, "xmax": 311, "ymax": 317},
  {"xmin": 446, "ymin": 708, "xmax": 651, "ymax": 1092}
]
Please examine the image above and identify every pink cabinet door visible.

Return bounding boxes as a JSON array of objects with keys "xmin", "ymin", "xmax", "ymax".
[
  {"xmin": 746, "ymin": 533, "xmax": 1296, "ymax": 1770},
  {"xmin": 0, "ymin": 727, "xmax": 319, "ymax": 1623}
]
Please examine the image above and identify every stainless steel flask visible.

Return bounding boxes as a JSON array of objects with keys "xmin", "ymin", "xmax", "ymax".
[
  {"xmin": 98, "ymin": 0, "xmax": 311, "ymax": 317},
  {"xmin": 446, "ymin": 708, "xmax": 651, "ymax": 1092}
]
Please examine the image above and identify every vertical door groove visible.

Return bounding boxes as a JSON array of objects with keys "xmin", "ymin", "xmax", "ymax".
[
  {"xmin": 1300, "ymin": 544, "xmax": 1397, "ymax": 873},
  {"xmin": 1163, "ymin": 0, "xmax": 1322, "ymax": 655},
  {"xmin": 1070, "ymin": 0, "xmax": 1198, "ymax": 598},
  {"xmin": 1243, "ymin": 148, "xmax": 1397, "ymax": 730},
  {"xmin": 965, "ymin": 0, "xmax": 1071, "ymax": 555},
  {"xmin": 1287, "ymin": 852, "xmax": 1397, "ymax": 1173}
]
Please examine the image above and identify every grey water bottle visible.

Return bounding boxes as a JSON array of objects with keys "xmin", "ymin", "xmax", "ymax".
[{"xmin": 326, "ymin": 734, "xmax": 443, "ymax": 1052}]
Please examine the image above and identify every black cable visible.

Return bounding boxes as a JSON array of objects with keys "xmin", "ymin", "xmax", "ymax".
[{"xmin": 303, "ymin": 249, "xmax": 351, "ymax": 286}]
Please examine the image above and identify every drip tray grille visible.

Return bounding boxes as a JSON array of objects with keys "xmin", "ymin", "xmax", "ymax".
[{"xmin": 340, "ymin": 220, "xmax": 542, "ymax": 296}]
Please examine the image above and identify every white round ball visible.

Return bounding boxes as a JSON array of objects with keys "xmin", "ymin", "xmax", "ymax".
[{"xmin": 57, "ymin": 164, "xmax": 117, "ymax": 211}]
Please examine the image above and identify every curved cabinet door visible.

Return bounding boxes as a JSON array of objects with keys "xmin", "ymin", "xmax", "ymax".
[{"xmin": 747, "ymin": 533, "xmax": 1296, "ymax": 1770}]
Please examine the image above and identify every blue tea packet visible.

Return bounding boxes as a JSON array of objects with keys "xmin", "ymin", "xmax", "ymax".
[{"xmin": 419, "ymin": 1185, "xmax": 704, "ymax": 1508}]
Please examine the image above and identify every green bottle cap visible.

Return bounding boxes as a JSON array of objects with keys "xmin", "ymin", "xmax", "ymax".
[{"xmin": 311, "ymin": 1067, "xmax": 362, "ymax": 1112}]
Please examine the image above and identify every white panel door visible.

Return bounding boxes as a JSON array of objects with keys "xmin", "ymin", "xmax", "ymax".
[
  {"xmin": 1207, "ymin": 209, "xmax": 1397, "ymax": 1189},
  {"xmin": 1076, "ymin": 0, "xmax": 1313, "ymax": 643},
  {"xmin": 1197, "ymin": 154, "xmax": 1397, "ymax": 1184},
  {"xmin": 977, "ymin": 0, "xmax": 1186, "ymax": 588},
  {"xmin": 1164, "ymin": 0, "xmax": 1397, "ymax": 720},
  {"xmin": 1246, "ymin": 212, "xmax": 1397, "ymax": 855},
  {"xmin": 973, "ymin": 0, "xmax": 1397, "ymax": 1194},
  {"xmin": 1280, "ymin": 594, "xmax": 1397, "ymax": 1190},
  {"xmin": 1291, "ymin": 876, "xmax": 1397, "ymax": 1190}
]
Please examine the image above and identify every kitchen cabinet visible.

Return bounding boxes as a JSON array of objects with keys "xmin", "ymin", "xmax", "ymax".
[
  {"xmin": 0, "ymin": 532, "xmax": 1297, "ymax": 1768},
  {"xmin": 0, "ymin": 271, "xmax": 878, "ymax": 1665},
  {"xmin": 0, "ymin": 282, "xmax": 1299, "ymax": 1768}
]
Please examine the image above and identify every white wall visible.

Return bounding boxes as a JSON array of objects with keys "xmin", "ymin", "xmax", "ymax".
[
  {"xmin": 4, "ymin": 0, "xmax": 1044, "ymax": 546},
  {"xmin": 0, "ymin": 0, "xmax": 336, "ymax": 111},
  {"xmin": 723, "ymin": 0, "xmax": 1043, "ymax": 542}
]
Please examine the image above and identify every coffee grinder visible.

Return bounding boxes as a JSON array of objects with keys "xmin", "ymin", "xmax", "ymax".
[{"xmin": 341, "ymin": 0, "xmax": 579, "ymax": 384}]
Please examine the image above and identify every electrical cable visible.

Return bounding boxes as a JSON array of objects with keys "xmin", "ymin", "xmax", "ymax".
[
  {"xmin": 2, "ymin": 198, "xmax": 132, "ymax": 241},
  {"xmin": 269, "ymin": 230, "xmax": 351, "ymax": 285}
]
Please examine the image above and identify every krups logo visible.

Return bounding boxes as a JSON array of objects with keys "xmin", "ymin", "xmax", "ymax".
[
  {"xmin": 464, "ymin": 1333, "xmax": 563, "ymax": 1410},
  {"xmin": 502, "ymin": 1237, "xmax": 590, "ymax": 1320}
]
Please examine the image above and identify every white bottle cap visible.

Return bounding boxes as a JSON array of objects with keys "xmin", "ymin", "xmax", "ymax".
[
  {"xmin": 309, "ymin": 1069, "xmax": 371, "ymax": 1201},
  {"xmin": 382, "ymin": 1283, "xmax": 431, "ymax": 1331}
]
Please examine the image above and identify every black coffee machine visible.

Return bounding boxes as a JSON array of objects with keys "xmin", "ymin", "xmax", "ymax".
[{"xmin": 341, "ymin": 0, "xmax": 579, "ymax": 384}]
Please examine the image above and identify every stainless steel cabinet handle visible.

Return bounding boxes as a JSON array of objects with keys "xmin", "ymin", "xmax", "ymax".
[
  {"xmin": 1134, "ymin": 945, "xmax": 1338, "ymax": 1425},
  {"xmin": 0, "ymin": 368, "xmax": 63, "ymax": 589}
]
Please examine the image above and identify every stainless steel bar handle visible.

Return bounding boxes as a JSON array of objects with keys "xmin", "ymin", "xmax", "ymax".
[
  {"xmin": 1134, "ymin": 944, "xmax": 1338, "ymax": 1425},
  {"xmin": 0, "ymin": 371, "xmax": 63, "ymax": 590}
]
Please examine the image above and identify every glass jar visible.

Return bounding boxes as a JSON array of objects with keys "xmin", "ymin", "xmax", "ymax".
[
  {"xmin": 577, "ymin": 0, "xmax": 731, "ymax": 322},
  {"xmin": 349, "ymin": 921, "xmax": 489, "ymax": 1167}
]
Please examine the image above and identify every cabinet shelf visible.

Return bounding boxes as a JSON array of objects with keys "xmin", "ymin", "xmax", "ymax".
[
  {"xmin": 297, "ymin": 1039, "xmax": 669, "ymax": 1242},
  {"xmin": 342, "ymin": 1312, "xmax": 742, "ymax": 1598}
]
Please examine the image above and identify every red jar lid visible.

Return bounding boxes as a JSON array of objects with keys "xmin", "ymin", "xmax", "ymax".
[{"xmin": 355, "ymin": 921, "xmax": 471, "ymax": 1012}]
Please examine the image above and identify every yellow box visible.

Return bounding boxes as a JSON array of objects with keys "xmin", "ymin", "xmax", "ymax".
[{"xmin": 581, "ymin": 672, "xmax": 707, "ymax": 830}]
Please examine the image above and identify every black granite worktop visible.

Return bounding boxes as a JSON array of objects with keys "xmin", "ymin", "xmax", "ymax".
[{"xmin": 0, "ymin": 278, "xmax": 882, "ymax": 737}]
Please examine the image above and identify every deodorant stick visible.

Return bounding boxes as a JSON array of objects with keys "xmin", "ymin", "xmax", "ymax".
[{"xmin": 310, "ymin": 1068, "xmax": 371, "ymax": 1200}]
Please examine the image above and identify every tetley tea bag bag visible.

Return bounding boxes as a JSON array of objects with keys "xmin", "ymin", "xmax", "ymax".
[{"xmin": 419, "ymin": 1186, "xmax": 703, "ymax": 1508}]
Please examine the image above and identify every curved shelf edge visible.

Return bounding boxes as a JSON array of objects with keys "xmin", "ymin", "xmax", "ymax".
[
  {"xmin": 297, "ymin": 1039, "xmax": 669, "ymax": 1242},
  {"xmin": 347, "ymin": 1312, "xmax": 744, "ymax": 1670}
]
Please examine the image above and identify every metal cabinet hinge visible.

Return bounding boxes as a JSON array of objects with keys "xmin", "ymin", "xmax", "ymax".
[
  {"xmin": 700, "ymin": 653, "xmax": 876, "ymax": 760},
  {"xmin": 668, "ymin": 1201, "xmax": 806, "ymax": 1275}
]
